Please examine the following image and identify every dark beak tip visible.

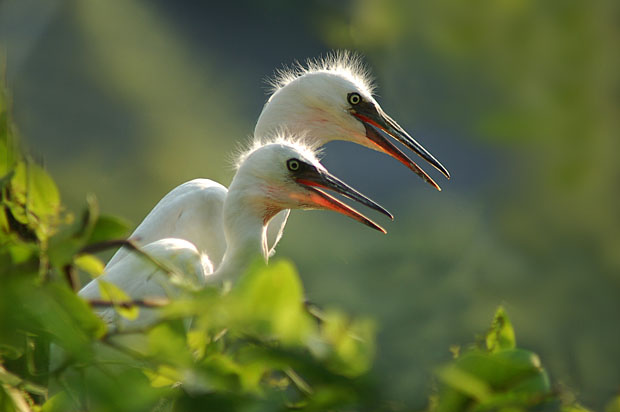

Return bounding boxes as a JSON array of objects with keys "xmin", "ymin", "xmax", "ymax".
[{"xmin": 440, "ymin": 167, "xmax": 451, "ymax": 180}]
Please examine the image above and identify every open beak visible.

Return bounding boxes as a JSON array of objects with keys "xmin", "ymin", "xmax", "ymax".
[
  {"xmin": 294, "ymin": 167, "xmax": 393, "ymax": 234},
  {"xmin": 351, "ymin": 103, "xmax": 450, "ymax": 191}
]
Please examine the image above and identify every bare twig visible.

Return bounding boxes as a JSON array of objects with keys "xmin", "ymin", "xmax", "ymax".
[
  {"xmin": 87, "ymin": 298, "xmax": 169, "ymax": 309},
  {"xmin": 79, "ymin": 238, "xmax": 181, "ymax": 278},
  {"xmin": 303, "ymin": 299, "xmax": 324, "ymax": 324},
  {"xmin": 63, "ymin": 264, "xmax": 79, "ymax": 292},
  {"xmin": 284, "ymin": 367, "xmax": 313, "ymax": 396},
  {"xmin": 78, "ymin": 239, "xmax": 139, "ymax": 255}
]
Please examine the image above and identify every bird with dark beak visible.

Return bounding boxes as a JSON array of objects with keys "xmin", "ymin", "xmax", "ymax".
[{"xmin": 256, "ymin": 52, "xmax": 450, "ymax": 190}]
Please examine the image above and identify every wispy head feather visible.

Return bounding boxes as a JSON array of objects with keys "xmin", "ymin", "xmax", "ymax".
[
  {"xmin": 267, "ymin": 50, "xmax": 375, "ymax": 97},
  {"xmin": 232, "ymin": 130, "xmax": 324, "ymax": 171}
]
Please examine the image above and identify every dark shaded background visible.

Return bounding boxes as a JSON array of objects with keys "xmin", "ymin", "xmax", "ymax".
[{"xmin": 2, "ymin": 0, "xmax": 619, "ymax": 409}]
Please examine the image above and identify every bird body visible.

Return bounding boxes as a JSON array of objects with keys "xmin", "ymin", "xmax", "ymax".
[
  {"xmin": 81, "ymin": 140, "xmax": 391, "ymax": 330},
  {"xmin": 104, "ymin": 52, "xmax": 449, "ymax": 281},
  {"xmin": 105, "ymin": 179, "xmax": 227, "ymax": 270},
  {"xmin": 80, "ymin": 237, "xmax": 210, "ymax": 330}
]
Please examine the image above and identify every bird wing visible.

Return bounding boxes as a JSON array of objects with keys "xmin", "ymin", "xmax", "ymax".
[
  {"xmin": 106, "ymin": 179, "xmax": 228, "ymax": 271},
  {"xmin": 80, "ymin": 238, "xmax": 211, "ymax": 330}
]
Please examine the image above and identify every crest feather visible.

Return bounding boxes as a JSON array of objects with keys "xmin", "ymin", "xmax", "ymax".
[
  {"xmin": 267, "ymin": 50, "xmax": 376, "ymax": 96},
  {"xmin": 232, "ymin": 131, "xmax": 323, "ymax": 171}
]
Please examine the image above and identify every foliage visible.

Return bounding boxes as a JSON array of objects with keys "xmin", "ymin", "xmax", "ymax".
[
  {"xmin": 5, "ymin": 1, "xmax": 618, "ymax": 408},
  {"xmin": 1, "ymin": 73, "xmax": 609, "ymax": 412},
  {"xmin": 433, "ymin": 307, "xmax": 562, "ymax": 412},
  {"xmin": 0, "ymin": 82, "xmax": 380, "ymax": 411}
]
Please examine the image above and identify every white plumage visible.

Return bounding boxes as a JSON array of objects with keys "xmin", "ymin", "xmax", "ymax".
[
  {"xmin": 80, "ymin": 238, "xmax": 210, "ymax": 330},
  {"xmin": 81, "ymin": 139, "xmax": 390, "ymax": 330},
  {"xmin": 105, "ymin": 179, "xmax": 227, "ymax": 270},
  {"xmin": 105, "ymin": 52, "xmax": 449, "ymax": 275}
]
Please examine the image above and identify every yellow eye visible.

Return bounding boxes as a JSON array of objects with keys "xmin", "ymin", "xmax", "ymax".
[
  {"xmin": 287, "ymin": 159, "xmax": 300, "ymax": 171},
  {"xmin": 348, "ymin": 92, "xmax": 361, "ymax": 105}
]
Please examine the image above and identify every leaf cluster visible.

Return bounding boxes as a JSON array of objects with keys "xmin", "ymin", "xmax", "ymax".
[{"xmin": 0, "ymin": 72, "xmax": 610, "ymax": 412}]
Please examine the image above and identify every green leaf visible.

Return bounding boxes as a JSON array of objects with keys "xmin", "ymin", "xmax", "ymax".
[
  {"xmin": 0, "ymin": 278, "xmax": 105, "ymax": 364},
  {"xmin": 98, "ymin": 279, "xmax": 139, "ymax": 320},
  {"xmin": 319, "ymin": 310, "xmax": 376, "ymax": 377},
  {"xmin": 437, "ymin": 363, "xmax": 492, "ymax": 402},
  {"xmin": 87, "ymin": 214, "xmax": 130, "ymax": 245},
  {"xmin": 0, "ymin": 383, "xmax": 32, "ymax": 412},
  {"xmin": 485, "ymin": 306, "xmax": 515, "ymax": 353},
  {"xmin": 47, "ymin": 195, "xmax": 99, "ymax": 270},
  {"xmin": 42, "ymin": 392, "xmax": 74, "ymax": 412},
  {"xmin": 187, "ymin": 329, "xmax": 208, "ymax": 360},
  {"xmin": 230, "ymin": 259, "xmax": 316, "ymax": 344},
  {"xmin": 0, "ymin": 122, "xmax": 19, "ymax": 180},
  {"xmin": 74, "ymin": 253, "xmax": 105, "ymax": 277},
  {"xmin": 147, "ymin": 323, "xmax": 191, "ymax": 366},
  {"xmin": 9, "ymin": 161, "xmax": 61, "ymax": 240},
  {"xmin": 0, "ymin": 365, "xmax": 46, "ymax": 396},
  {"xmin": 606, "ymin": 396, "xmax": 620, "ymax": 412},
  {"xmin": 143, "ymin": 365, "xmax": 181, "ymax": 388}
]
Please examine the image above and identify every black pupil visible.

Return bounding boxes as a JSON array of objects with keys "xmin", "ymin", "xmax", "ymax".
[
  {"xmin": 350, "ymin": 93, "xmax": 360, "ymax": 104},
  {"xmin": 288, "ymin": 160, "xmax": 299, "ymax": 171}
]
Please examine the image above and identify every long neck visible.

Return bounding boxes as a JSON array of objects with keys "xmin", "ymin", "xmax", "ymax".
[{"xmin": 209, "ymin": 181, "xmax": 271, "ymax": 283}]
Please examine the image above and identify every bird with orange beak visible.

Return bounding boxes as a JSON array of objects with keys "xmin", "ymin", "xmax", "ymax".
[
  {"xmin": 105, "ymin": 52, "xmax": 449, "ymax": 271},
  {"xmin": 256, "ymin": 51, "xmax": 450, "ymax": 190}
]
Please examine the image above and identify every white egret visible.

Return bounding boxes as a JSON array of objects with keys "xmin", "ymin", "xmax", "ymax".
[
  {"xmin": 257, "ymin": 51, "xmax": 450, "ymax": 187},
  {"xmin": 106, "ymin": 51, "xmax": 448, "ymax": 270},
  {"xmin": 82, "ymin": 139, "xmax": 392, "ymax": 329},
  {"xmin": 50, "ymin": 139, "xmax": 390, "ymax": 380}
]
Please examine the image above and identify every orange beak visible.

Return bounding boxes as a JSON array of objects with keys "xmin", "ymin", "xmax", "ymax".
[{"xmin": 291, "ymin": 166, "xmax": 392, "ymax": 233}]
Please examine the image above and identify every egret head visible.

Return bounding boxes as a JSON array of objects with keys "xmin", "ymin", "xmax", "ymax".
[
  {"xmin": 255, "ymin": 51, "xmax": 450, "ymax": 190},
  {"xmin": 230, "ymin": 138, "xmax": 392, "ymax": 233}
]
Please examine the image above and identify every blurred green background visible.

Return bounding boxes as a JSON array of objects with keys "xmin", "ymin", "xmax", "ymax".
[{"xmin": 1, "ymin": 0, "xmax": 618, "ymax": 409}]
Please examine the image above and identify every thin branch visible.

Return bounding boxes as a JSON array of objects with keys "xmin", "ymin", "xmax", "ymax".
[
  {"xmin": 87, "ymin": 298, "xmax": 169, "ymax": 309},
  {"xmin": 79, "ymin": 238, "xmax": 181, "ymax": 278},
  {"xmin": 63, "ymin": 264, "xmax": 79, "ymax": 292},
  {"xmin": 303, "ymin": 300, "xmax": 324, "ymax": 324},
  {"xmin": 78, "ymin": 239, "xmax": 139, "ymax": 255},
  {"xmin": 284, "ymin": 367, "xmax": 313, "ymax": 396}
]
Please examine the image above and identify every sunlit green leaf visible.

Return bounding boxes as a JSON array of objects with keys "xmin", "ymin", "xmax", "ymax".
[
  {"xmin": 437, "ymin": 363, "xmax": 492, "ymax": 402},
  {"xmin": 486, "ymin": 306, "xmax": 515, "ymax": 353},
  {"xmin": 98, "ymin": 279, "xmax": 139, "ymax": 320},
  {"xmin": 0, "ymin": 119, "xmax": 19, "ymax": 179},
  {"xmin": 230, "ymin": 259, "xmax": 316, "ymax": 344},
  {"xmin": 143, "ymin": 365, "xmax": 181, "ymax": 388},
  {"xmin": 606, "ymin": 396, "xmax": 620, "ymax": 412},
  {"xmin": 1, "ymin": 240, "xmax": 37, "ymax": 266},
  {"xmin": 74, "ymin": 253, "xmax": 105, "ymax": 277},
  {"xmin": 0, "ymin": 365, "xmax": 46, "ymax": 396},
  {"xmin": 9, "ymin": 161, "xmax": 61, "ymax": 240},
  {"xmin": 0, "ymin": 383, "xmax": 31, "ymax": 412},
  {"xmin": 187, "ymin": 329, "xmax": 208, "ymax": 360},
  {"xmin": 42, "ymin": 392, "xmax": 74, "ymax": 412}
]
